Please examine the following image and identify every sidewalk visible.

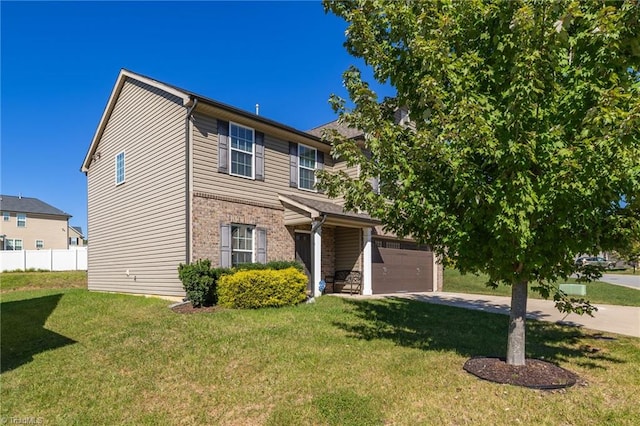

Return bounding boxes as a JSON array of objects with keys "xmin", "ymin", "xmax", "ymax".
[{"xmin": 339, "ymin": 292, "xmax": 640, "ymax": 338}]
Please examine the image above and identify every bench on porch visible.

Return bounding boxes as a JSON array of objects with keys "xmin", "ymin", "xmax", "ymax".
[{"xmin": 331, "ymin": 270, "xmax": 362, "ymax": 295}]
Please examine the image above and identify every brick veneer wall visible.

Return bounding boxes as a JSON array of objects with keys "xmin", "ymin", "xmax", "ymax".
[{"xmin": 192, "ymin": 193, "xmax": 294, "ymax": 265}]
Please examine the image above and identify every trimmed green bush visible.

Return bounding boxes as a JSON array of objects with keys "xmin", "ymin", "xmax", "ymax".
[
  {"xmin": 218, "ymin": 267, "xmax": 308, "ymax": 309},
  {"xmin": 233, "ymin": 260, "xmax": 304, "ymax": 272},
  {"xmin": 178, "ymin": 260, "xmax": 231, "ymax": 307}
]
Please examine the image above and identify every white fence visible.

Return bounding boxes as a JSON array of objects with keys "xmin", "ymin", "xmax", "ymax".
[{"xmin": 0, "ymin": 247, "xmax": 87, "ymax": 272}]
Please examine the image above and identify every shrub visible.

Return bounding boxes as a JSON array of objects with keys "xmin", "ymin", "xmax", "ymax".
[
  {"xmin": 233, "ymin": 260, "xmax": 304, "ymax": 273},
  {"xmin": 265, "ymin": 260, "xmax": 304, "ymax": 272},
  {"xmin": 218, "ymin": 267, "xmax": 308, "ymax": 309},
  {"xmin": 178, "ymin": 260, "xmax": 231, "ymax": 307}
]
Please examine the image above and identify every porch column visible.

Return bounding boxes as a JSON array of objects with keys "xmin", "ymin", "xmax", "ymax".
[
  {"xmin": 432, "ymin": 252, "xmax": 438, "ymax": 292},
  {"xmin": 362, "ymin": 228, "xmax": 373, "ymax": 295},
  {"xmin": 311, "ymin": 219, "xmax": 323, "ymax": 297}
]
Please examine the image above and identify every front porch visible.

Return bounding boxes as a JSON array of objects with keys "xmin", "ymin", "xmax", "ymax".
[{"xmin": 280, "ymin": 193, "xmax": 379, "ymax": 297}]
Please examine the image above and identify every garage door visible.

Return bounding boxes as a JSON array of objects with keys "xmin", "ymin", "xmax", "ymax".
[{"xmin": 372, "ymin": 239, "xmax": 433, "ymax": 294}]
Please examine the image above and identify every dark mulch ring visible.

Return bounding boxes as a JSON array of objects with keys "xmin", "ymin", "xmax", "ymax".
[
  {"xmin": 170, "ymin": 302, "xmax": 221, "ymax": 314},
  {"xmin": 463, "ymin": 357, "xmax": 579, "ymax": 390}
]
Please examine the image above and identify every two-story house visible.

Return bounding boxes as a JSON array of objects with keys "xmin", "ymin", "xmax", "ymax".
[
  {"xmin": 81, "ymin": 69, "xmax": 442, "ymax": 298},
  {"xmin": 0, "ymin": 195, "xmax": 76, "ymax": 250}
]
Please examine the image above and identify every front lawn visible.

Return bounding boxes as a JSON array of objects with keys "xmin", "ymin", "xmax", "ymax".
[
  {"xmin": 0, "ymin": 270, "xmax": 87, "ymax": 292},
  {"xmin": 2, "ymin": 288, "xmax": 639, "ymax": 425},
  {"xmin": 444, "ymin": 269, "xmax": 640, "ymax": 307}
]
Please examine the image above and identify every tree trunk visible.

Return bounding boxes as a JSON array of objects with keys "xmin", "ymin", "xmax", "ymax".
[{"xmin": 507, "ymin": 279, "xmax": 528, "ymax": 366}]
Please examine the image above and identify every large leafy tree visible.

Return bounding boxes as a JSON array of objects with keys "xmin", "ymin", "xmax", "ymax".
[
  {"xmin": 321, "ymin": 0, "xmax": 640, "ymax": 365},
  {"xmin": 616, "ymin": 196, "xmax": 640, "ymax": 272}
]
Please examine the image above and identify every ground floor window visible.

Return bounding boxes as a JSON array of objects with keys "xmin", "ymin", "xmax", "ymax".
[
  {"xmin": 232, "ymin": 224, "xmax": 254, "ymax": 266},
  {"xmin": 5, "ymin": 239, "xmax": 23, "ymax": 250},
  {"xmin": 36, "ymin": 240, "xmax": 44, "ymax": 249}
]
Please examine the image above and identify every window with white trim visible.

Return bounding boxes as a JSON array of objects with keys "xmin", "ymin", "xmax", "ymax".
[
  {"xmin": 69, "ymin": 237, "xmax": 79, "ymax": 246},
  {"xmin": 230, "ymin": 123, "xmax": 254, "ymax": 178},
  {"xmin": 3, "ymin": 212, "xmax": 9, "ymax": 221},
  {"xmin": 231, "ymin": 224, "xmax": 254, "ymax": 266},
  {"xmin": 5, "ymin": 239, "xmax": 23, "ymax": 251},
  {"xmin": 36, "ymin": 240, "xmax": 44, "ymax": 249},
  {"xmin": 115, "ymin": 151, "xmax": 126, "ymax": 185},
  {"xmin": 298, "ymin": 144, "xmax": 317, "ymax": 191},
  {"xmin": 17, "ymin": 213, "xmax": 26, "ymax": 228}
]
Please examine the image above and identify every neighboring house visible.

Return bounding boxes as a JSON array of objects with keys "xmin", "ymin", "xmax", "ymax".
[
  {"xmin": 81, "ymin": 69, "xmax": 443, "ymax": 298},
  {"xmin": 69, "ymin": 226, "xmax": 85, "ymax": 248},
  {"xmin": 0, "ymin": 195, "xmax": 73, "ymax": 250}
]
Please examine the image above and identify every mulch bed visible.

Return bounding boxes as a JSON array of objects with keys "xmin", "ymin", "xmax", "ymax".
[
  {"xmin": 170, "ymin": 302, "xmax": 220, "ymax": 314},
  {"xmin": 463, "ymin": 357, "xmax": 579, "ymax": 390}
]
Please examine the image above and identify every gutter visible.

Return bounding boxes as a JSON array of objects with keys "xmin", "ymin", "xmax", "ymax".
[{"xmin": 311, "ymin": 213, "xmax": 327, "ymax": 233}]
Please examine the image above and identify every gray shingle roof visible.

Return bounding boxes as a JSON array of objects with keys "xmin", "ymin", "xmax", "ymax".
[
  {"xmin": 307, "ymin": 120, "xmax": 364, "ymax": 139},
  {"xmin": 71, "ymin": 226, "xmax": 83, "ymax": 236},
  {"xmin": 0, "ymin": 195, "xmax": 71, "ymax": 218}
]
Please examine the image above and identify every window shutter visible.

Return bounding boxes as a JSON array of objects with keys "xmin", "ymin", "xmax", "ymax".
[
  {"xmin": 218, "ymin": 120, "xmax": 229, "ymax": 173},
  {"xmin": 256, "ymin": 228, "xmax": 267, "ymax": 264},
  {"xmin": 255, "ymin": 131, "xmax": 265, "ymax": 181},
  {"xmin": 316, "ymin": 151, "xmax": 325, "ymax": 193},
  {"xmin": 220, "ymin": 223, "xmax": 232, "ymax": 268},
  {"xmin": 289, "ymin": 142, "xmax": 298, "ymax": 188}
]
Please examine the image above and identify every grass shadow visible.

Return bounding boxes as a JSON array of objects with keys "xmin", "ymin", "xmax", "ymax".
[
  {"xmin": 1, "ymin": 293, "xmax": 76, "ymax": 373},
  {"xmin": 333, "ymin": 297, "xmax": 623, "ymax": 368}
]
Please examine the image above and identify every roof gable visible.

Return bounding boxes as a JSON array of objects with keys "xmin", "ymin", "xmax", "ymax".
[
  {"xmin": 82, "ymin": 69, "xmax": 329, "ymax": 173},
  {"xmin": 81, "ymin": 69, "xmax": 192, "ymax": 173}
]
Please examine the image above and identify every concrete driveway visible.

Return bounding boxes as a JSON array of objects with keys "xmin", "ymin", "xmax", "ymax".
[
  {"xmin": 338, "ymin": 291, "xmax": 640, "ymax": 338},
  {"xmin": 599, "ymin": 273, "xmax": 640, "ymax": 290}
]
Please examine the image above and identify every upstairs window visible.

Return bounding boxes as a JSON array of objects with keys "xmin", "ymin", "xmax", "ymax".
[
  {"xmin": 3, "ymin": 212, "xmax": 9, "ymax": 221},
  {"xmin": 17, "ymin": 213, "xmax": 26, "ymax": 228},
  {"xmin": 69, "ymin": 237, "xmax": 79, "ymax": 246},
  {"xmin": 231, "ymin": 224, "xmax": 254, "ymax": 266},
  {"xmin": 230, "ymin": 123, "xmax": 254, "ymax": 178},
  {"xmin": 115, "ymin": 151, "xmax": 126, "ymax": 185},
  {"xmin": 298, "ymin": 144, "xmax": 317, "ymax": 191}
]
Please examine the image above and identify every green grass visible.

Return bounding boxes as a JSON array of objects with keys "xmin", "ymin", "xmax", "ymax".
[
  {"xmin": 0, "ymin": 270, "xmax": 87, "ymax": 292},
  {"xmin": 443, "ymin": 269, "xmax": 640, "ymax": 307},
  {"xmin": 2, "ymin": 287, "xmax": 640, "ymax": 425}
]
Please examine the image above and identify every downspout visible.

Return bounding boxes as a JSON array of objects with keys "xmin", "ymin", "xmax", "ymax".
[{"xmin": 185, "ymin": 98, "xmax": 198, "ymax": 264}]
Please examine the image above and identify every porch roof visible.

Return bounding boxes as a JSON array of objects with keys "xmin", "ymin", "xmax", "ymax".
[{"xmin": 278, "ymin": 193, "xmax": 381, "ymax": 228}]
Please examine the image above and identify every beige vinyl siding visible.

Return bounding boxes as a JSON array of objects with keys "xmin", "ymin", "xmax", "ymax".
[
  {"xmin": 283, "ymin": 204, "xmax": 311, "ymax": 225},
  {"xmin": 192, "ymin": 109, "xmax": 334, "ymax": 208},
  {"xmin": 86, "ymin": 79, "xmax": 187, "ymax": 297},
  {"xmin": 334, "ymin": 227, "xmax": 362, "ymax": 271},
  {"xmin": 0, "ymin": 213, "xmax": 69, "ymax": 249}
]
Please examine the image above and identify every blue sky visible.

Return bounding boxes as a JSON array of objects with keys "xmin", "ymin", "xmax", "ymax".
[{"xmin": 1, "ymin": 1, "xmax": 393, "ymax": 236}]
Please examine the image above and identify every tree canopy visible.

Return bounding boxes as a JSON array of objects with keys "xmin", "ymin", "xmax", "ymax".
[{"xmin": 321, "ymin": 0, "xmax": 640, "ymax": 365}]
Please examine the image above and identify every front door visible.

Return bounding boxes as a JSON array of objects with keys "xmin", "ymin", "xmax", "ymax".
[{"xmin": 295, "ymin": 232, "xmax": 312, "ymax": 292}]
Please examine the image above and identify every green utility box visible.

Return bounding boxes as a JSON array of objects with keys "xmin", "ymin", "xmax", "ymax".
[{"xmin": 559, "ymin": 284, "xmax": 587, "ymax": 296}]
